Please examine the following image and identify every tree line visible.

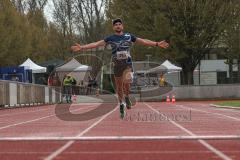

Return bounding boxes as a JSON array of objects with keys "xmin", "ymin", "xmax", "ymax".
[
  {"xmin": 0, "ymin": 0, "xmax": 108, "ymax": 79},
  {"xmin": 107, "ymin": 0, "xmax": 240, "ymax": 84},
  {"xmin": 0, "ymin": 0, "xmax": 239, "ymax": 84}
]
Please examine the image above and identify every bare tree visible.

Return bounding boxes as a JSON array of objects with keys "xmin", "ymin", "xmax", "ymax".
[
  {"xmin": 27, "ymin": 0, "xmax": 48, "ymax": 11},
  {"xmin": 222, "ymin": 1, "xmax": 240, "ymax": 83},
  {"xmin": 52, "ymin": 0, "xmax": 108, "ymax": 77},
  {"xmin": 74, "ymin": 0, "xmax": 106, "ymax": 43},
  {"xmin": 161, "ymin": 0, "xmax": 238, "ymax": 84},
  {"xmin": 10, "ymin": 0, "xmax": 27, "ymax": 13},
  {"xmin": 74, "ymin": 0, "xmax": 108, "ymax": 78},
  {"xmin": 52, "ymin": 0, "xmax": 76, "ymax": 60},
  {"xmin": 53, "ymin": 0, "xmax": 74, "ymax": 36}
]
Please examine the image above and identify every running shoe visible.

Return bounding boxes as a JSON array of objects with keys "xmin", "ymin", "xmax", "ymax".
[
  {"xmin": 125, "ymin": 97, "xmax": 132, "ymax": 109},
  {"xmin": 120, "ymin": 103, "xmax": 126, "ymax": 119}
]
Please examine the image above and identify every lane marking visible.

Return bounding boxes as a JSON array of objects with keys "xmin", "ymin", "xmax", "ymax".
[
  {"xmin": 182, "ymin": 102, "xmax": 240, "ymax": 113},
  {"xmin": 0, "ymin": 135, "xmax": 239, "ymax": 141},
  {"xmin": 176, "ymin": 105, "xmax": 240, "ymax": 121},
  {"xmin": 3, "ymin": 151, "xmax": 233, "ymax": 154},
  {"xmin": 145, "ymin": 103, "xmax": 232, "ymax": 160},
  {"xmin": 44, "ymin": 140, "xmax": 75, "ymax": 160},
  {"xmin": 0, "ymin": 104, "xmax": 96, "ymax": 118},
  {"xmin": 0, "ymin": 108, "xmax": 52, "ymax": 118},
  {"xmin": 44, "ymin": 104, "xmax": 118, "ymax": 160},
  {"xmin": 0, "ymin": 105, "xmax": 98, "ymax": 130}
]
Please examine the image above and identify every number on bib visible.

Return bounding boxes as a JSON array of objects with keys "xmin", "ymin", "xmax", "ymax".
[{"xmin": 116, "ymin": 51, "xmax": 129, "ymax": 60}]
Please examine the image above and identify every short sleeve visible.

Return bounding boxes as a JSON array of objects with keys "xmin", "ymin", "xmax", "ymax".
[
  {"xmin": 130, "ymin": 34, "xmax": 137, "ymax": 42},
  {"xmin": 104, "ymin": 35, "xmax": 111, "ymax": 43}
]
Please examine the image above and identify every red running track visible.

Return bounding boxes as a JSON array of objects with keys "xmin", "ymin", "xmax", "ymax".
[{"xmin": 0, "ymin": 101, "xmax": 239, "ymax": 160}]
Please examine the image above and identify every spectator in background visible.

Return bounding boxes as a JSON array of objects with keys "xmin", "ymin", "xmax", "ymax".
[
  {"xmin": 38, "ymin": 76, "xmax": 47, "ymax": 85},
  {"xmin": 48, "ymin": 73, "xmax": 59, "ymax": 86},
  {"xmin": 79, "ymin": 80, "xmax": 84, "ymax": 86},
  {"xmin": 62, "ymin": 74, "xmax": 67, "ymax": 100},
  {"xmin": 159, "ymin": 73, "xmax": 165, "ymax": 87},
  {"xmin": 48, "ymin": 76, "xmax": 53, "ymax": 86},
  {"xmin": 92, "ymin": 78, "xmax": 98, "ymax": 88},
  {"xmin": 71, "ymin": 75, "xmax": 77, "ymax": 95},
  {"xmin": 87, "ymin": 76, "xmax": 93, "ymax": 95},
  {"xmin": 152, "ymin": 79, "xmax": 157, "ymax": 86},
  {"xmin": 10, "ymin": 76, "xmax": 19, "ymax": 82},
  {"xmin": 52, "ymin": 74, "xmax": 60, "ymax": 86},
  {"xmin": 63, "ymin": 74, "xmax": 76, "ymax": 103},
  {"xmin": 78, "ymin": 80, "xmax": 85, "ymax": 95}
]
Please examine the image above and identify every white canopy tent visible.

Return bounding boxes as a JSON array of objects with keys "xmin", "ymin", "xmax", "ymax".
[
  {"xmin": 146, "ymin": 60, "xmax": 182, "ymax": 74},
  {"xmin": 144, "ymin": 60, "xmax": 182, "ymax": 86},
  {"xmin": 55, "ymin": 58, "xmax": 92, "ymax": 85},
  {"xmin": 73, "ymin": 64, "xmax": 92, "ymax": 72},
  {"xmin": 71, "ymin": 64, "xmax": 92, "ymax": 84},
  {"xmin": 55, "ymin": 58, "xmax": 82, "ymax": 72},
  {"xmin": 19, "ymin": 58, "xmax": 47, "ymax": 84},
  {"xmin": 20, "ymin": 58, "xmax": 46, "ymax": 73}
]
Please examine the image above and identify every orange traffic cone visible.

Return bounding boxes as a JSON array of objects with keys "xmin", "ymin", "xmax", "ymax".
[
  {"xmin": 172, "ymin": 95, "xmax": 176, "ymax": 103},
  {"xmin": 166, "ymin": 95, "xmax": 170, "ymax": 102}
]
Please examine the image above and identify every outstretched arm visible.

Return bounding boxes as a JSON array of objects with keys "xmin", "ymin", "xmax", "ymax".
[
  {"xmin": 135, "ymin": 38, "xmax": 169, "ymax": 49},
  {"xmin": 71, "ymin": 40, "xmax": 106, "ymax": 52}
]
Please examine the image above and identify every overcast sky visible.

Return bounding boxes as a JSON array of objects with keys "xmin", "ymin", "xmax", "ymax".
[{"xmin": 44, "ymin": 0, "xmax": 54, "ymax": 22}]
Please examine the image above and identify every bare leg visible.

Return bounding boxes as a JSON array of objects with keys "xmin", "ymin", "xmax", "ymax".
[
  {"xmin": 123, "ymin": 82, "xmax": 130, "ymax": 97},
  {"xmin": 114, "ymin": 76, "xmax": 124, "ymax": 103},
  {"xmin": 115, "ymin": 76, "xmax": 126, "ymax": 119},
  {"xmin": 123, "ymin": 68, "xmax": 132, "ymax": 97}
]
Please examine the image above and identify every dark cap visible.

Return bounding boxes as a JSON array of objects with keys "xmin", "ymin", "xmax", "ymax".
[{"xmin": 112, "ymin": 18, "xmax": 123, "ymax": 25}]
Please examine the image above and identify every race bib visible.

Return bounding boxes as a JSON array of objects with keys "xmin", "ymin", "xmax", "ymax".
[{"xmin": 116, "ymin": 51, "xmax": 129, "ymax": 60}]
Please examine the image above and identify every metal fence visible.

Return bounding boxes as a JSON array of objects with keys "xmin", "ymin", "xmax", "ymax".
[{"xmin": 0, "ymin": 80, "xmax": 62, "ymax": 108}]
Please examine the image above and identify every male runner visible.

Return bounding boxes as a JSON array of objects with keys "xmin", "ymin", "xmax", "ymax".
[{"xmin": 71, "ymin": 18, "xmax": 169, "ymax": 118}]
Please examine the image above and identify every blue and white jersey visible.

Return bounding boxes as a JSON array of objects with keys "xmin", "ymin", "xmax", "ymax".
[{"xmin": 104, "ymin": 33, "xmax": 137, "ymax": 65}]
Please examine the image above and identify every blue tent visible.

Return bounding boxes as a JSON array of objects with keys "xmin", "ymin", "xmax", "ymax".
[{"xmin": 0, "ymin": 66, "xmax": 32, "ymax": 83}]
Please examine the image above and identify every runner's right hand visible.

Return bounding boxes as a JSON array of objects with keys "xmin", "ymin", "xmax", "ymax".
[
  {"xmin": 158, "ymin": 40, "xmax": 169, "ymax": 49},
  {"xmin": 71, "ymin": 43, "xmax": 81, "ymax": 52}
]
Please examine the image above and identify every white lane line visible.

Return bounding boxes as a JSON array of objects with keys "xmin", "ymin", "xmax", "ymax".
[
  {"xmin": 0, "ymin": 135, "xmax": 240, "ymax": 141},
  {"xmin": 44, "ymin": 105, "xmax": 118, "ymax": 160},
  {"xmin": 0, "ymin": 108, "xmax": 51, "ymax": 118},
  {"xmin": 176, "ymin": 105, "xmax": 240, "ymax": 121},
  {"xmin": 52, "ymin": 150, "xmax": 240, "ymax": 154},
  {"xmin": 144, "ymin": 103, "xmax": 232, "ymax": 160},
  {"xmin": 184, "ymin": 102, "xmax": 240, "ymax": 113},
  {"xmin": 0, "ymin": 104, "xmax": 96, "ymax": 118},
  {"xmin": 0, "ymin": 105, "xmax": 98, "ymax": 130},
  {"xmin": 2, "ymin": 151, "xmax": 225, "ymax": 154},
  {"xmin": 44, "ymin": 140, "xmax": 75, "ymax": 160},
  {"xmin": 71, "ymin": 103, "xmax": 103, "ymax": 105}
]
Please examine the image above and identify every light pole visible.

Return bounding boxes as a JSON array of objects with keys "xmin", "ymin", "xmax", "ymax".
[
  {"xmin": 145, "ymin": 54, "xmax": 152, "ymax": 85},
  {"xmin": 146, "ymin": 54, "xmax": 152, "ymax": 68}
]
